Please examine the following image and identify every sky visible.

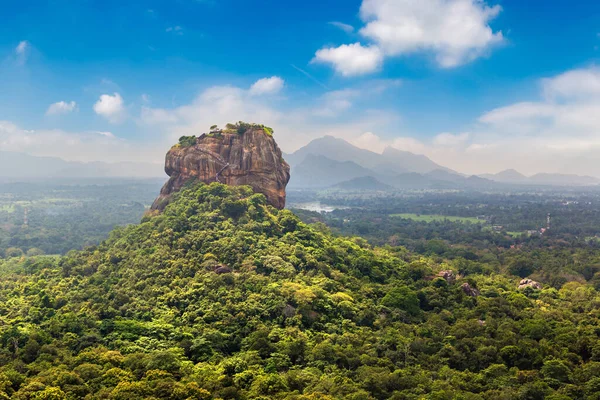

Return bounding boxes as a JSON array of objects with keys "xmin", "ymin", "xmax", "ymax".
[{"xmin": 2, "ymin": 0, "xmax": 600, "ymax": 176}]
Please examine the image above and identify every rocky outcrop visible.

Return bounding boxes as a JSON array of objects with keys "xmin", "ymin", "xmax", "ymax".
[
  {"xmin": 461, "ymin": 282, "xmax": 480, "ymax": 297},
  {"xmin": 436, "ymin": 270, "xmax": 456, "ymax": 284},
  {"xmin": 151, "ymin": 124, "xmax": 290, "ymax": 211},
  {"xmin": 518, "ymin": 279, "xmax": 542, "ymax": 290}
]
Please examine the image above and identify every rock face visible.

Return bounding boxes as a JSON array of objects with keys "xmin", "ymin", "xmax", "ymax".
[{"xmin": 151, "ymin": 126, "xmax": 290, "ymax": 211}]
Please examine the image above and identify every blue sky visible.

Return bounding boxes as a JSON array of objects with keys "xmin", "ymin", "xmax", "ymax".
[{"xmin": 2, "ymin": 0, "xmax": 600, "ymax": 175}]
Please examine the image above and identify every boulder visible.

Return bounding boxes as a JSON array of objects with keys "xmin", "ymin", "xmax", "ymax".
[
  {"xmin": 461, "ymin": 282, "xmax": 480, "ymax": 297},
  {"xmin": 436, "ymin": 270, "xmax": 456, "ymax": 284},
  {"xmin": 518, "ymin": 278, "xmax": 542, "ymax": 290},
  {"xmin": 215, "ymin": 265, "xmax": 232, "ymax": 274}
]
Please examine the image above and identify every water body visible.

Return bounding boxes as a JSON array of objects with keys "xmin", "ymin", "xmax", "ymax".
[{"xmin": 289, "ymin": 202, "xmax": 348, "ymax": 213}]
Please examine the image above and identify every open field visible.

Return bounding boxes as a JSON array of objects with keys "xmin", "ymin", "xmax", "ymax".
[
  {"xmin": 390, "ymin": 213, "xmax": 485, "ymax": 224},
  {"xmin": 0, "ymin": 205, "xmax": 15, "ymax": 213}
]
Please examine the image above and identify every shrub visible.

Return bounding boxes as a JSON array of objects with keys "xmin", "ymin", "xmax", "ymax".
[{"xmin": 178, "ymin": 136, "xmax": 197, "ymax": 147}]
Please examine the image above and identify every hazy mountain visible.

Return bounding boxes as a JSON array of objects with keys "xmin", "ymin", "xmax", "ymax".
[
  {"xmin": 0, "ymin": 151, "xmax": 165, "ymax": 179},
  {"xmin": 424, "ymin": 169, "xmax": 466, "ymax": 183},
  {"xmin": 332, "ymin": 176, "xmax": 392, "ymax": 191},
  {"xmin": 480, "ymin": 169, "xmax": 599, "ymax": 186},
  {"xmin": 529, "ymin": 173, "xmax": 600, "ymax": 186},
  {"xmin": 284, "ymin": 136, "xmax": 383, "ymax": 169},
  {"xmin": 480, "ymin": 169, "xmax": 528, "ymax": 183},
  {"xmin": 378, "ymin": 147, "xmax": 452, "ymax": 174},
  {"xmin": 288, "ymin": 154, "xmax": 380, "ymax": 188},
  {"xmin": 285, "ymin": 136, "xmax": 450, "ymax": 174}
]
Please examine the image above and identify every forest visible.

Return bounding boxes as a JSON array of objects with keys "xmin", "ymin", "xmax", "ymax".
[
  {"xmin": 0, "ymin": 182, "xmax": 600, "ymax": 399},
  {"xmin": 0, "ymin": 180, "xmax": 162, "ymax": 257}
]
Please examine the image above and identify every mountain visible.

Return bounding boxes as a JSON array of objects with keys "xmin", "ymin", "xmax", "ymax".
[
  {"xmin": 378, "ymin": 147, "xmax": 453, "ymax": 174},
  {"xmin": 332, "ymin": 175, "xmax": 392, "ymax": 191},
  {"xmin": 289, "ymin": 156, "xmax": 498, "ymax": 190},
  {"xmin": 424, "ymin": 169, "xmax": 466, "ymax": 183},
  {"xmin": 480, "ymin": 169, "xmax": 599, "ymax": 186},
  {"xmin": 284, "ymin": 136, "xmax": 383, "ymax": 169},
  {"xmin": 286, "ymin": 136, "xmax": 451, "ymax": 174},
  {"xmin": 0, "ymin": 151, "xmax": 165, "ymax": 179},
  {"xmin": 288, "ymin": 154, "xmax": 379, "ymax": 188},
  {"xmin": 529, "ymin": 173, "xmax": 600, "ymax": 186}
]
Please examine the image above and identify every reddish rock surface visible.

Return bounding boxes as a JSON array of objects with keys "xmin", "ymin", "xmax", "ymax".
[{"xmin": 151, "ymin": 127, "xmax": 290, "ymax": 210}]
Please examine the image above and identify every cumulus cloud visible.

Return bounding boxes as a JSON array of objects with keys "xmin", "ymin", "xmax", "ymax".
[
  {"xmin": 0, "ymin": 121, "xmax": 142, "ymax": 162},
  {"xmin": 359, "ymin": 0, "xmax": 504, "ymax": 67},
  {"xmin": 249, "ymin": 76, "xmax": 285, "ymax": 96},
  {"xmin": 313, "ymin": 43, "xmax": 384, "ymax": 76},
  {"xmin": 93, "ymin": 93, "xmax": 126, "ymax": 123},
  {"xmin": 432, "ymin": 132, "xmax": 470, "ymax": 147},
  {"xmin": 350, "ymin": 131, "xmax": 465, "ymax": 155},
  {"xmin": 541, "ymin": 67, "xmax": 600, "ymax": 100},
  {"xmin": 137, "ymin": 81, "xmax": 400, "ymax": 152},
  {"xmin": 46, "ymin": 101, "xmax": 78, "ymax": 116},
  {"xmin": 315, "ymin": 0, "xmax": 503, "ymax": 76},
  {"xmin": 400, "ymin": 66, "xmax": 600, "ymax": 176}
]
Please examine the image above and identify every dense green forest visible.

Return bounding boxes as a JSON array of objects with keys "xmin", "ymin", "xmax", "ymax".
[
  {"xmin": 1, "ymin": 182, "xmax": 600, "ymax": 399},
  {"xmin": 0, "ymin": 180, "xmax": 162, "ymax": 256}
]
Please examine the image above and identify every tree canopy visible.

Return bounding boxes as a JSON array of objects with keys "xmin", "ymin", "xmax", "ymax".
[{"xmin": 0, "ymin": 182, "xmax": 599, "ymax": 399}]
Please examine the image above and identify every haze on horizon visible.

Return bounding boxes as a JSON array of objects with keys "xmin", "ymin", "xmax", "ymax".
[{"xmin": 2, "ymin": 0, "xmax": 600, "ymax": 177}]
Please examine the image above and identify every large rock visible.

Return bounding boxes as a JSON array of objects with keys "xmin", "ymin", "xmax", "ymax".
[
  {"xmin": 518, "ymin": 279, "xmax": 542, "ymax": 290},
  {"xmin": 151, "ymin": 124, "xmax": 290, "ymax": 211}
]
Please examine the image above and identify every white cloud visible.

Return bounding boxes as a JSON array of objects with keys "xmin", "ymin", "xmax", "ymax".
[
  {"xmin": 15, "ymin": 41, "xmax": 29, "ymax": 55},
  {"xmin": 315, "ymin": 0, "xmax": 503, "ymax": 76},
  {"xmin": 541, "ymin": 67, "xmax": 600, "ymax": 100},
  {"xmin": 46, "ymin": 101, "xmax": 78, "ymax": 116},
  {"xmin": 249, "ymin": 76, "xmax": 285, "ymax": 96},
  {"xmin": 140, "ymin": 106, "xmax": 179, "ymax": 125},
  {"xmin": 93, "ymin": 131, "xmax": 116, "ymax": 138},
  {"xmin": 313, "ymin": 43, "xmax": 384, "ymax": 76},
  {"xmin": 0, "ymin": 121, "xmax": 162, "ymax": 163},
  {"xmin": 313, "ymin": 89, "xmax": 359, "ymax": 117},
  {"xmin": 432, "ymin": 132, "xmax": 470, "ymax": 147},
  {"xmin": 359, "ymin": 0, "xmax": 504, "ymax": 67},
  {"xmin": 351, "ymin": 132, "xmax": 387, "ymax": 152},
  {"xmin": 329, "ymin": 21, "xmax": 355, "ymax": 34},
  {"xmin": 93, "ymin": 93, "xmax": 126, "ymax": 123},
  {"xmin": 479, "ymin": 102, "xmax": 556, "ymax": 124},
  {"xmin": 137, "ymin": 81, "xmax": 400, "ymax": 152},
  {"xmin": 166, "ymin": 26, "xmax": 184, "ymax": 35},
  {"xmin": 14, "ymin": 40, "xmax": 30, "ymax": 65},
  {"xmin": 418, "ymin": 66, "xmax": 600, "ymax": 176},
  {"xmin": 350, "ymin": 131, "xmax": 468, "ymax": 155}
]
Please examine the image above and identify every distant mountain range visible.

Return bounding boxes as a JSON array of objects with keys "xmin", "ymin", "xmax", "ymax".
[
  {"xmin": 285, "ymin": 136, "xmax": 448, "ymax": 175},
  {"xmin": 3, "ymin": 142, "xmax": 598, "ymax": 189},
  {"xmin": 0, "ymin": 151, "xmax": 165, "ymax": 180},
  {"xmin": 285, "ymin": 137, "xmax": 600, "ymax": 189},
  {"xmin": 480, "ymin": 169, "xmax": 600, "ymax": 186}
]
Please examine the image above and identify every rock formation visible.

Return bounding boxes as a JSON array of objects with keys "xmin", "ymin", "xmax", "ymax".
[
  {"xmin": 436, "ymin": 270, "xmax": 456, "ymax": 284},
  {"xmin": 461, "ymin": 282, "xmax": 480, "ymax": 297},
  {"xmin": 518, "ymin": 279, "xmax": 542, "ymax": 290},
  {"xmin": 151, "ymin": 123, "xmax": 290, "ymax": 211}
]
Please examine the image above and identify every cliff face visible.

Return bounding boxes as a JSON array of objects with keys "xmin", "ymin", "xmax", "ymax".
[{"xmin": 151, "ymin": 127, "xmax": 290, "ymax": 210}]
